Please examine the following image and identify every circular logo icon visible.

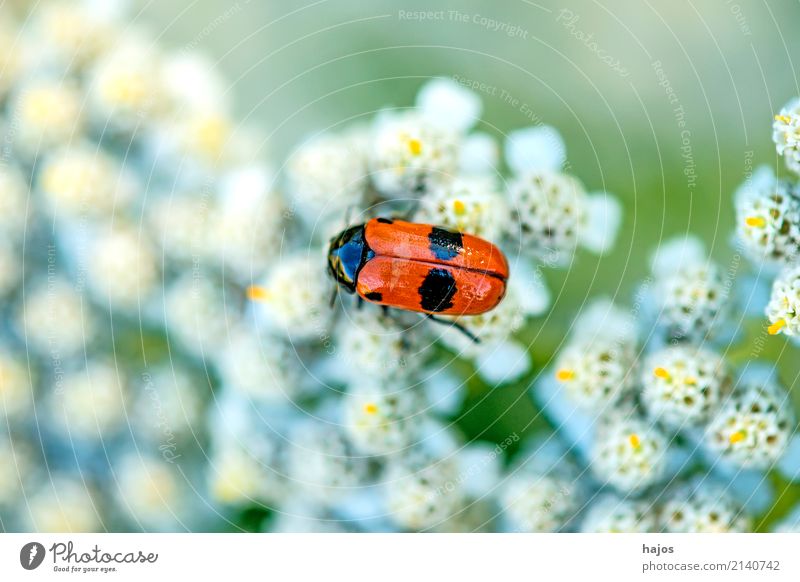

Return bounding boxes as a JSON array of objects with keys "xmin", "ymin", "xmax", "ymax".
[{"xmin": 20, "ymin": 542, "xmax": 46, "ymax": 570}]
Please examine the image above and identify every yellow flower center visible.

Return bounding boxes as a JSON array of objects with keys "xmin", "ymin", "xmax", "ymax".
[
  {"xmin": 246, "ymin": 285, "xmax": 270, "ymax": 301},
  {"xmin": 768, "ymin": 319, "xmax": 786, "ymax": 336},
  {"xmin": 729, "ymin": 430, "xmax": 746, "ymax": 444},
  {"xmin": 745, "ymin": 216, "xmax": 767, "ymax": 228},
  {"xmin": 556, "ymin": 369, "xmax": 575, "ymax": 381}
]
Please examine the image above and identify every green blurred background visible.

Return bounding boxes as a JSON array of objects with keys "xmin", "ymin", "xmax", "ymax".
[{"xmin": 138, "ymin": 0, "xmax": 800, "ymax": 528}]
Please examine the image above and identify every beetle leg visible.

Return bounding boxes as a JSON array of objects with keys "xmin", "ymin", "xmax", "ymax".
[
  {"xmin": 425, "ymin": 314, "xmax": 481, "ymax": 344},
  {"xmin": 356, "ymin": 296, "xmax": 364, "ymax": 310},
  {"xmin": 329, "ymin": 286, "xmax": 338, "ymax": 309}
]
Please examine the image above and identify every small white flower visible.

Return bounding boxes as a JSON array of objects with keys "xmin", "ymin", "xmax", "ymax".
[
  {"xmin": 343, "ymin": 380, "xmax": 425, "ymax": 456},
  {"xmin": 208, "ymin": 438, "xmax": 287, "ymax": 507},
  {"xmin": 591, "ymin": 414, "xmax": 668, "ymax": 493},
  {"xmin": 86, "ymin": 226, "xmax": 160, "ymax": 309},
  {"xmin": 115, "ymin": 454, "xmax": 184, "ymax": 530},
  {"xmin": 26, "ymin": 476, "xmax": 101, "ymax": 532},
  {"xmin": 500, "ymin": 472, "xmax": 579, "ymax": 532},
  {"xmin": 210, "ymin": 165, "xmax": 285, "ymax": 280},
  {"xmin": 474, "ymin": 340, "xmax": 532, "ymax": 385},
  {"xmin": 0, "ymin": 350, "xmax": 35, "ymax": 422},
  {"xmin": 147, "ymin": 195, "xmax": 213, "ymax": 264},
  {"xmin": 415, "ymin": 175, "xmax": 510, "ymax": 240},
  {"xmin": 571, "ymin": 298, "xmax": 638, "ymax": 345},
  {"xmin": 773, "ymin": 98, "xmax": 800, "ymax": 174},
  {"xmin": 766, "ymin": 263, "xmax": 800, "ymax": 336},
  {"xmin": 435, "ymin": 280, "xmax": 530, "ymax": 383},
  {"xmin": 50, "ymin": 362, "xmax": 127, "ymax": 441},
  {"xmin": 642, "ymin": 345, "xmax": 731, "ymax": 428},
  {"xmin": 163, "ymin": 275, "xmax": 231, "ymax": 358},
  {"xmin": 416, "ymin": 78, "xmax": 482, "ymax": 133},
  {"xmin": 385, "ymin": 454, "xmax": 466, "ymax": 530},
  {"xmin": 370, "ymin": 111, "xmax": 460, "ymax": 198},
  {"xmin": 88, "ymin": 34, "xmax": 167, "ymax": 130},
  {"xmin": 33, "ymin": 0, "xmax": 120, "ymax": 69},
  {"xmin": 437, "ymin": 285, "xmax": 525, "ymax": 357},
  {"xmin": 161, "ymin": 51, "xmax": 229, "ymax": 113},
  {"xmin": 652, "ymin": 256, "xmax": 728, "ymax": 341},
  {"xmin": 18, "ymin": 278, "xmax": 95, "ymax": 359},
  {"xmin": 650, "ymin": 235, "xmax": 706, "ymax": 275},
  {"xmin": 286, "ymin": 422, "xmax": 368, "ymax": 505},
  {"xmin": 581, "ymin": 191, "xmax": 622, "ymax": 255},
  {"xmin": 132, "ymin": 366, "xmax": 205, "ymax": 445},
  {"xmin": 505, "ymin": 125, "xmax": 566, "ymax": 174},
  {"xmin": 249, "ymin": 253, "xmax": 330, "ymax": 341},
  {"xmin": 705, "ymin": 378, "xmax": 795, "ymax": 470},
  {"xmin": 216, "ymin": 325, "xmax": 301, "ymax": 402},
  {"xmin": 554, "ymin": 336, "xmax": 636, "ymax": 410},
  {"xmin": 506, "ymin": 257, "xmax": 551, "ymax": 317},
  {"xmin": 452, "ymin": 442, "xmax": 504, "ymax": 499},
  {"xmin": 286, "ymin": 131, "xmax": 368, "ymax": 226},
  {"xmin": 169, "ymin": 108, "xmax": 242, "ymax": 169},
  {"xmin": 580, "ymin": 495, "xmax": 657, "ymax": 533},
  {"xmin": 735, "ymin": 170, "xmax": 800, "ymax": 264},
  {"xmin": 660, "ymin": 480, "xmax": 750, "ymax": 532},
  {"xmin": 334, "ymin": 310, "xmax": 417, "ymax": 383},
  {"xmin": 506, "ymin": 169, "xmax": 586, "ymax": 264},
  {"xmin": 39, "ymin": 145, "xmax": 135, "ymax": 219},
  {"xmin": 12, "ymin": 78, "xmax": 85, "ymax": 156},
  {"xmin": 458, "ymin": 132, "xmax": 499, "ymax": 175}
]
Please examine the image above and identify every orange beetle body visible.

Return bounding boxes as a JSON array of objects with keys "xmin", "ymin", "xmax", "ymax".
[{"xmin": 327, "ymin": 218, "xmax": 509, "ymax": 316}]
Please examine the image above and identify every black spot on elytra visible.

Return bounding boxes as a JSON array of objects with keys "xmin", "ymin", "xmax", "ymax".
[
  {"xmin": 364, "ymin": 291, "xmax": 383, "ymax": 301},
  {"xmin": 428, "ymin": 227, "xmax": 463, "ymax": 260},
  {"xmin": 377, "ymin": 217, "xmax": 393, "ymax": 224},
  {"xmin": 418, "ymin": 268, "xmax": 457, "ymax": 312}
]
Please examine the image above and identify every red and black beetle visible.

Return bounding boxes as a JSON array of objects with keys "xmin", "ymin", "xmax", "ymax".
[{"xmin": 327, "ymin": 218, "xmax": 509, "ymax": 338}]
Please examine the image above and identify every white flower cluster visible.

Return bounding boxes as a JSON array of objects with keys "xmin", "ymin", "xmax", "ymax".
[
  {"xmin": 735, "ymin": 166, "xmax": 800, "ymax": 267},
  {"xmin": 642, "ymin": 345, "xmax": 731, "ymax": 428},
  {"xmin": 773, "ymin": 98, "xmax": 800, "ymax": 175},
  {"xmin": 705, "ymin": 378, "xmax": 795, "ymax": 470},
  {"xmin": 553, "ymin": 299, "xmax": 638, "ymax": 411},
  {"xmin": 0, "ymin": 0, "xmax": 631, "ymax": 533},
  {"xmin": 648, "ymin": 237, "xmax": 729, "ymax": 341},
  {"xmin": 766, "ymin": 263, "xmax": 800, "ymax": 337},
  {"xmin": 580, "ymin": 495, "xmax": 657, "ymax": 533},
  {"xmin": 734, "ymin": 102, "xmax": 800, "ymax": 348},
  {"xmin": 660, "ymin": 480, "xmax": 750, "ymax": 533},
  {"xmin": 535, "ymin": 228, "xmax": 799, "ymax": 530},
  {"xmin": 3, "ymin": 0, "xmax": 796, "ymax": 535}
]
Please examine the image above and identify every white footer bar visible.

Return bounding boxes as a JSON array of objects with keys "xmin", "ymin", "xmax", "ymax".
[{"xmin": 0, "ymin": 533, "xmax": 797, "ymax": 581}]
